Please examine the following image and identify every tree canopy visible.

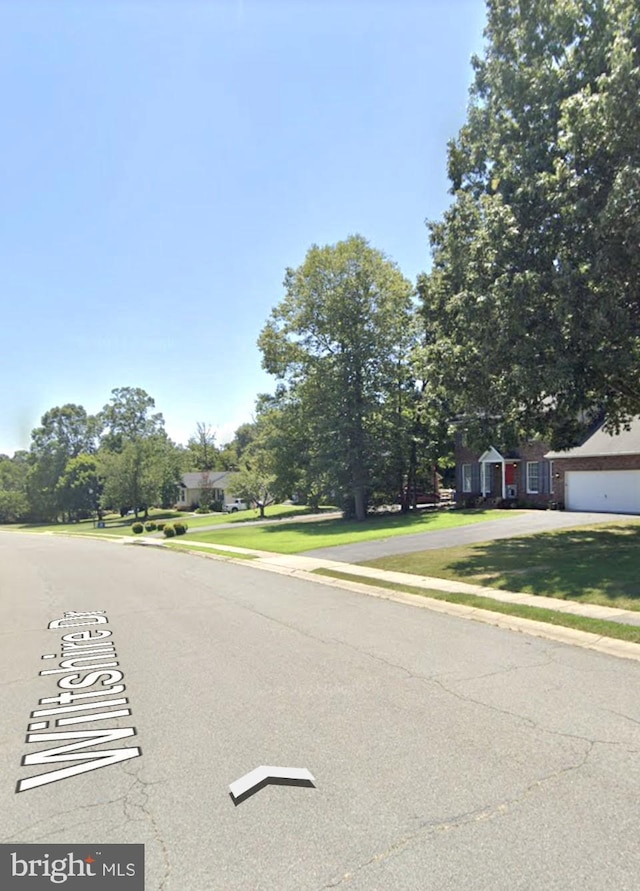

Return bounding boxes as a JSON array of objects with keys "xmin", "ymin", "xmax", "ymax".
[
  {"xmin": 258, "ymin": 234, "xmax": 417, "ymax": 519},
  {"xmin": 418, "ymin": 0, "xmax": 640, "ymax": 449}
]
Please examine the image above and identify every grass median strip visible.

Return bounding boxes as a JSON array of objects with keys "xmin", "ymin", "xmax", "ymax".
[
  {"xmin": 164, "ymin": 542, "xmax": 259, "ymax": 559},
  {"xmin": 312, "ymin": 568, "xmax": 640, "ymax": 644}
]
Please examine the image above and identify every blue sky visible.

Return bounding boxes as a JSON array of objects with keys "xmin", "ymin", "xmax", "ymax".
[{"xmin": 0, "ymin": 0, "xmax": 487, "ymax": 456}]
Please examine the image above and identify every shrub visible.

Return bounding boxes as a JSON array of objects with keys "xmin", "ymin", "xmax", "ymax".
[
  {"xmin": 174, "ymin": 522, "xmax": 187, "ymax": 535},
  {"xmin": 163, "ymin": 524, "xmax": 176, "ymax": 537},
  {"xmin": 195, "ymin": 507, "xmax": 209, "ymax": 514},
  {"xmin": 156, "ymin": 521, "xmax": 166, "ymax": 531},
  {"xmin": 211, "ymin": 499, "xmax": 223, "ymax": 512},
  {"xmin": 132, "ymin": 523, "xmax": 144, "ymax": 534},
  {"xmin": 145, "ymin": 521, "xmax": 157, "ymax": 531}
]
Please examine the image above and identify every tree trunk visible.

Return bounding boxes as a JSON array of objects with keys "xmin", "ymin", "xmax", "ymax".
[{"xmin": 354, "ymin": 485, "xmax": 366, "ymax": 521}]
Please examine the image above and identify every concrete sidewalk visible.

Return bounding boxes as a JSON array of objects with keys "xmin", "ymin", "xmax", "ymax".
[{"xmin": 147, "ymin": 537, "xmax": 640, "ymax": 628}]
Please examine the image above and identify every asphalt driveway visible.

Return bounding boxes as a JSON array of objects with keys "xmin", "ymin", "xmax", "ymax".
[{"xmin": 300, "ymin": 509, "xmax": 640, "ymax": 563}]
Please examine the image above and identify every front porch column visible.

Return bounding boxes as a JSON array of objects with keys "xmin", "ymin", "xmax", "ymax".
[{"xmin": 501, "ymin": 460, "xmax": 506, "ymax": 499}]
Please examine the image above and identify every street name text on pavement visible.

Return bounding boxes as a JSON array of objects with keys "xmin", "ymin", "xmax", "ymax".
[{"xmin": 16, "ymin": 610, "xmax": 141, "ymax": 792}]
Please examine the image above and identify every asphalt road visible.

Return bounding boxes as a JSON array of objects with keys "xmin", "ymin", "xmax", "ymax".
[
  {"xmin": 300, "ymin": 509, "xmax": 640, "ymax": 562},
  {"xmin": 2, "ymin": 532, "xmax": 640, "ymax": 890}
]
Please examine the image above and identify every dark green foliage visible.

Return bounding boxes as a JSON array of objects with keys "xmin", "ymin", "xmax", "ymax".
[
  {"xmin": 419, "ymin": 0, "xmax": 640, "ymax": 448},
  {"xmin": 131, "ymin": 522, "xmax": 144, "ymax": 534},
  {"xmin": 258, "ymin": 235, "xmax": 418, "ymax": 520},
  {"xmin": 187, "ymin": 422, "xmax": 221, "ymax": 471},
  {"xmin": 163, "ymin": 524, "xmax": 176, "ymax": 537},
  {"xmin": 144, "ymin": 521, "xmax": 157, "ymax": 531}
]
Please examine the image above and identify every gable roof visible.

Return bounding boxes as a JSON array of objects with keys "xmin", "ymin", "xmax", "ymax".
[
  {"xmin": 478, "ymin": 446, "xmax": 504, "ymax": 463},
  {"xmin": 545, "ymin": 417, "xmax": 640, "ymax": 459},
  {"xmin": 180, "ymin": 471, "xmax": 235, "ymax": 489}
]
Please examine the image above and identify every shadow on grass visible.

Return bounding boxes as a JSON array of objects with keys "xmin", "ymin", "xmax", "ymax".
[
  {"xmin": 254, "ymin": 508, "xmax": 500, "ymax": 541},
  {"xmin": 447, "ymin": 526, "xmax": 640, "ymax": 602}
]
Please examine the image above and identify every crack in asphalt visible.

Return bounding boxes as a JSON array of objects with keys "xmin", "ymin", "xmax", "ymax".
[
  {"xmin": 602, "ymin": 708, "xmax": 640, "ymax": 727},
  {"xmin": 318, "ymin": 741, "xmax": 595, "ymax": 889},
  {"xmin": 121, "ymin": 761, "xmax": 171, "ymax": 891},
  {"xmin": 1, "ymin": 789, "xmax": 136, "ymax": 842},
  {"xmin": 324, "ymin": 636, "xmax": 639, "ymax": 751},
  {"xmin": 177, "ymin": 588, "xmax": 640, "ymax": 756}
]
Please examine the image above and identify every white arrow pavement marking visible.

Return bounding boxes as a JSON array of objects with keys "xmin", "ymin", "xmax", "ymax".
[{"xmin": 229, "ymin": 766, "xmax": 315, "ymax": 800}]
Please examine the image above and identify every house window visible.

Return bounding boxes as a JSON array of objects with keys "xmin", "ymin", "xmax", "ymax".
[
  {"xmin": 526, "ymin": 462, "xmax": 540, "ymax": 494},
  {"xmin": 462, "ymin": 464, "xmax": 472, "ymax": 493},
  {"xmin": 549, "ymin": 461, "xmax": 554, "ymax": 495}
]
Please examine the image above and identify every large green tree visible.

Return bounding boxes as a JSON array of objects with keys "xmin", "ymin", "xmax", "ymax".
[
  {"xmin": 55, "ymin": 454, "xmax": 101, "ymax": 522},
  {"xmin": 229, "ymin": 448, "xmax": 278, "ymax": 519},
  {"xmin": 0, "ymin": 452, "xmax": 30, "ymax": 522},
  {"xmin": 96, "ymin": 387, "xmax": 181, "ymax": 516},
  {"xmin": 98, "ymin": 437, "xmax": 168, "ymax": 518},
  {"xmin": 217, "ymin": 422, "xmax": 257, "ymax": 471},
  {"xmin": 259, "ymin": 235, "xmax": 417, "ymax": 520},
  {"xmin": 252, "ymin": 388, "xmax": 333, "ymax": 509},
  {"xmin": 186, "ymin": 422, "xmax": 220, "ymax": 471},
  {"xmin": 27, "ymin": 404, "xmax": 99, "ymax": 521},
  {"xmin": 99, "ymin": 387, "xmax": 165, "ymax": 453},
  {"xmin": 419, "ymin": 0, "xmax": 640, "ymax": 449}
]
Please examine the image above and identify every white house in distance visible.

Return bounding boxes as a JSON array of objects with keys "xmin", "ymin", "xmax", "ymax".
[{"xmin": 175, "ymin": 471, "xmax": 236, "ymax": 509}]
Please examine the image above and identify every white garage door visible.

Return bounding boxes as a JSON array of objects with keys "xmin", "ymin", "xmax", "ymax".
[{"xmin": 565, "ymin": 470, "xmax": 640, "ymax": 514}]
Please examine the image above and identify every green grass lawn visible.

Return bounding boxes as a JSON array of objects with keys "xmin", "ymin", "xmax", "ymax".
[
  {"xmin": 360, "ymin": 521, "xmax": 640, "ymax": 611},
  {"xmin": 186, "ymin": 509, "xmax": 516, "ymax": 554},
  {"xmin": 169, "ymin": 503, "xmax": 335, "ymax": 529},
  {"xmin": 0, "ymin": 508, "xmax": 185, "ymax": 537},
  {"xmin": 0, "ymin": 503, "xmax": 333, "ymax": 537}
]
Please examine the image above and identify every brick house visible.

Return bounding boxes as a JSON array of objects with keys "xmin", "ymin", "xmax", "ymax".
[
  {"xmin": 455, "ymin": 433, "xmax": 554, "ymax": 507},
  {"xmin": 545, "ymin": 417, "xmax": 640, "ymax": 514},
  {"xmin": 454, "ymin": 417, "xmax": 640, "ymax": 513}
]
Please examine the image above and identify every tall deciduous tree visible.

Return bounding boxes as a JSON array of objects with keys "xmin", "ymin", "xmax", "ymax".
[
  {"xmin": 229, "ymin": 450, "xmax": 277, "ymax": 519},
  {"xmin": 99, "ymin": 387, "xmax": 165, "ymax": 452},
  {"xmin": 217, "ymin": 423, "xmax": 257, "ymax": 471},
  {"xmin": 252, "ymin": 388, "xmax": 333, "ymax": 509},
  {"xmin": 98, "ymin": 437, "xmax": 164, "ymax": 518},
  {"xmin": 0, "ymin": 452, "xmax": 30, "ymax": 522},
  {"xmin": 28, "ymin": 404, "xmax": 99, "ymax": 521},
  {"xmin": 258, "ymin": 235, "xmax": 417, "ymax": 520},
  {"xmin": 187, "ymin": 422, "xmax": 219, "ymax": 470},
  {"xmin": 55, "ymin": 454, "xmax": 101, "ymax": 522},
  {"xmin": 96, "ymin": 388, "xmax": 177, "ymax": 516},
  {"xmin": 419, "ymin": 0, "xmax": 640, "ymax": 449}
]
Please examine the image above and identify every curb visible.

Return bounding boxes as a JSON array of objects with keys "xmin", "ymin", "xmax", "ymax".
[{"xmin": 154, "ymin": 543, "xmax": 640, "ymax": 664}]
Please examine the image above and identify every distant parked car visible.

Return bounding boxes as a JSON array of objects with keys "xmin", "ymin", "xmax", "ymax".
[{"xmin": 223, "ymin": 498, "xmax": 249, "ymax": 513}]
